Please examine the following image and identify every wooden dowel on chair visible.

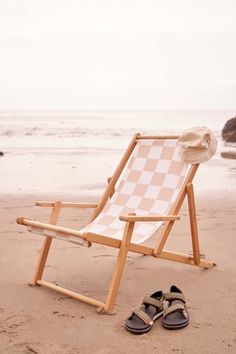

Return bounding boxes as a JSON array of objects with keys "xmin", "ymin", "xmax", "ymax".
[
  {"xmin": 18, "ymin": 218, "xmax": 85, "ymax": 239},
  {"xmin": 37, "ymin": 280, "xmax": 105, "ymax": 308},
  {"xmin": 137, "ymin": 135, "xmax": 179, "ymax": 140},
  {"xmin": 32, "ymin": 201, "xmax": 61, "ymax": 285},
  {"xmin": 36, "ymin": 201, "xmax": 98, "ymax": 208},
  {"xmin": 186, "ymin": 183, "xmax": 200, "ymax": 265},
  {"xmin": 119, "ymin": 215, "xmax": 180, "ymax": 222}
]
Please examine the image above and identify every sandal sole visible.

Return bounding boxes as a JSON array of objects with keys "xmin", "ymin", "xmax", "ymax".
[
  {"xmin": 125, "ymin": 310, "xmax": 164, "ymax": 334},
  {"xmin": 162, "ymin": 318, "xmax": 189, "ymax": 330}
]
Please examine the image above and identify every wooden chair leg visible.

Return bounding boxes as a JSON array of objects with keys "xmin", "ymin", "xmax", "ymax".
[
  {"xmin": 32, "ymin": 201, "xmax": 61, "ymax": 285},
  {"xmin": 186, "ymin": 183, "xmax": 200, "ymax": 265},
  {"xmin": 104, "ymin": 220, "xmax": 135, "ymax": 312}
]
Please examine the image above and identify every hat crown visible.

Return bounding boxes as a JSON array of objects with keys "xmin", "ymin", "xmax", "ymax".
[{"xmin": 178, "ymin": 126, "xmax": 217, "ymax": 164}]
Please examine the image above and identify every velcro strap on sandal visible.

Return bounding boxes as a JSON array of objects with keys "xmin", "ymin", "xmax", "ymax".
[
  {"xmin": 164, "ymin": 292, "xmax": 186, "ymax": 303},
  {"xmin": 163, "ymin": 303, "xmax": 188, "ymax": 319},
  {"xmin": 132, "ymin": 308, "xmax": 153, "ymax": 325},
  {"xmin": 142, "ymin": 296, "xmax": 163, "ymax": 309}
]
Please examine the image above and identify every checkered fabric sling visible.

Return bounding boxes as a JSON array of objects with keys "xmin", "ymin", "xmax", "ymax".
[{"xmin": 77, "ymin": 139, "xmax": 188, "ymax": 244}]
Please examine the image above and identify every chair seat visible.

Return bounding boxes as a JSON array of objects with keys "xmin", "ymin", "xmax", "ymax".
[{"xmin": 80, "ymin": 139, "xmax": 188, "ymax": 244}]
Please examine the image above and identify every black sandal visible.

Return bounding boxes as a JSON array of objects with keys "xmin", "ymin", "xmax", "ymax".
[
  {"xmin": 162, "ymin": 285, "xmax": 189, "ymax": 329},
  {"xmin": 125, "ymin": 290, "xmax": 164, "ymax": 334}
]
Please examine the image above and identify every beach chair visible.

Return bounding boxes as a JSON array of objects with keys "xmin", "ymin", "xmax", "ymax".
[{"xmin": 17, "ymin": 134, "xmax": 215, "ymax": 313}]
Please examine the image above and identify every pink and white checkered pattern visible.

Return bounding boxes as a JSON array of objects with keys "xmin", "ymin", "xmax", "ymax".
[{"xmin": 79, "ymin": 139, "xmax": 188, "ymax": 244}]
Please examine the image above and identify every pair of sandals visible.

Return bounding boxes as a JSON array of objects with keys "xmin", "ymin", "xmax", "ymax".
[{"xmin": 125, "ymin": 285, "xmax": 189, "ymax": 334}]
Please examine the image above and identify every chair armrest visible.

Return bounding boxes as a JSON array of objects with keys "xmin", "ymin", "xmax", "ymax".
[
  {"xmin": 35, "ymin": 201, "xmax": 98, "ymax": 208},
  {"xmin": 119, "ymin": 214, "xmax": 180, "ymax": 222}
]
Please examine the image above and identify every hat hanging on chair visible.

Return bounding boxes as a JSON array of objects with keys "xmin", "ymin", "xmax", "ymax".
[{"xmin": 177, "ymin": 126, "xmax": 218, "ymax": 164}]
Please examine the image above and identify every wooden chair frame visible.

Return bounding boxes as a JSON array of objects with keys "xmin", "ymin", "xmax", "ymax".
[{"xmin": 17, "ymin": 134, "xmax": 215, "ymax": 313}]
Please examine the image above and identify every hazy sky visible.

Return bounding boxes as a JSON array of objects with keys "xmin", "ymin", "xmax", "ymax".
[{"xmin": 0, "ymin": 0, "xmax": 235, "ymax": 110}]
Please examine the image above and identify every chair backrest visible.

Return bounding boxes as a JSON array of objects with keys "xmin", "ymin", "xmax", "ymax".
[{"xmin": 82, "ymin": 139, "xmax": 189, "ymax": 244}]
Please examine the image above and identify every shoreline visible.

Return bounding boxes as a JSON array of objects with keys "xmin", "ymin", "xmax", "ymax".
[
  {"xmin": 1, "ymin": 141, "xmax": 236, "ymax": 196},
  {"xmin": 1, "ymin": 156, "xmax": 235, "ymax": 198}
]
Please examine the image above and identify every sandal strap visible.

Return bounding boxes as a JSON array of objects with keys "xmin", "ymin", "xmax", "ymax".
[
  {"xmin": 164, "ymin": 292, "xmax": 186, "ymax": 303},
  {"xmin": 163, "ymin": 303, "xmax": 188, "ymax": 319},
  {"xmin": 132, "ymin": 308, "xmax": 153, "ymax": 326},
  {"xmin": 142, "ymin": 295, "xmax": 163, "ymax": 309}
]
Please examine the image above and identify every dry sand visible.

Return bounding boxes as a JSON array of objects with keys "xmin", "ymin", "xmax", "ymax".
[{"xmin": 1, "ymin": 158, "xmax": 236, "ymax": 353}]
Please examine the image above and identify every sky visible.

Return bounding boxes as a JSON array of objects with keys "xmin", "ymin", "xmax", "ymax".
[{"xmin": 0, "ymin": 0, "xmax": 235, "ymax": 110}]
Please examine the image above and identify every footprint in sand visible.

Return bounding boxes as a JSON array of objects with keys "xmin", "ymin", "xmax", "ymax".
[
  {"xmin": 93, "ymin": 254, "xmax": 115, "ymax": 258},
  {"xmin": 3, "ymin": 342, "xmax": 39, "ymax": 354},
  {"xmin": 7, "ymin": 342, "xmax": 81, "ymax": 354},
  {"xmin": 53, "ymin": 295, "xmax": 69, "ymax": 301},
  {"xmin": 1, "ymin": 314, "xmax": 31, "ymax": 336},
  {"xmin": 52, "ymin": 310, "xmax": 75, "ymax": 318}
]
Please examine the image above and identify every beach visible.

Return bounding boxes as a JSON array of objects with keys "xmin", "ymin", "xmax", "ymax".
[
  {"xmin": 1, "ymin": 129, "xmax": 236, "ymax": 353},
  {"xmin": 1, "ymin": 0, "xmax": 235, "ymax": 350}
]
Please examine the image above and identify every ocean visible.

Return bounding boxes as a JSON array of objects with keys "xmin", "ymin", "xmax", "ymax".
[{"xmin": 0, "ymin": 110, "xmax": 234, "ymax": 152}]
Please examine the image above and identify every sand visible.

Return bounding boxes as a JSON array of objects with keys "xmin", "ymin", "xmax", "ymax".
[{"xmin": 1, "ymin": 155, "xmax": 236, "ymax": 353}]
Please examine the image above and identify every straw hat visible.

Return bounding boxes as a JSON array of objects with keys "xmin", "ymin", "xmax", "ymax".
[{"xmin": 177, "ymin": 126, "xmax": 217, "ymax": 164}]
